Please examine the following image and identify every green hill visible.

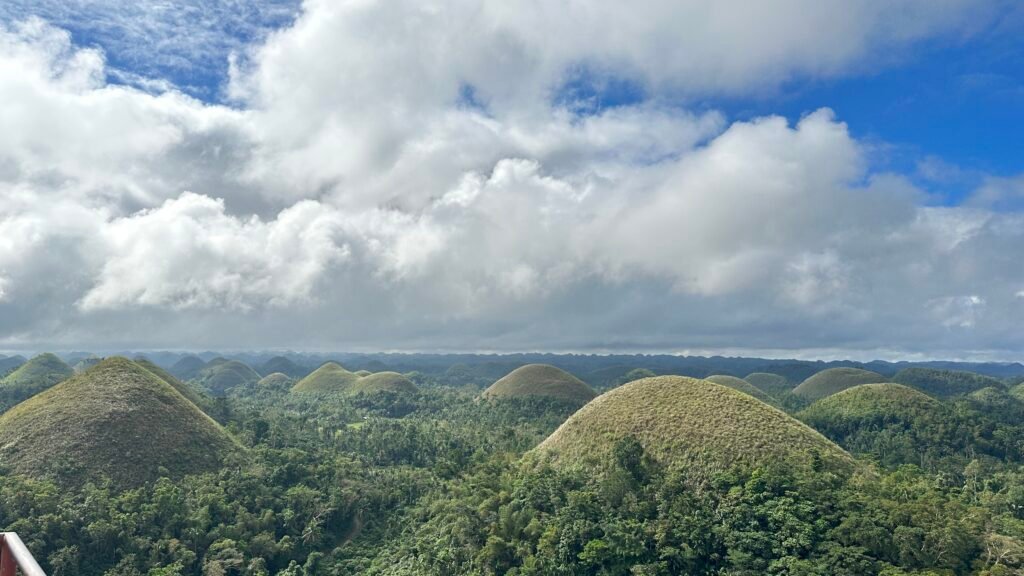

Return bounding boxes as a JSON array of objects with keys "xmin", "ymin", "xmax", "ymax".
[
  {"xmin": 350, "ymin": 372, "xmax": 418, "ymax": 395},
  {"xmin": 0, "ymin": 357, "xmax": 238, "ymax": 488},
  {"xmin": 533, "ymin": 376, "xmax": 852, "ymax": 474},
  {"xmin": 354, "ymin": 370, "xmax": 373, "ymax": 377},
  {"xmin": 744, "ymin": 372, "xmax": 792, "ymax": 397},
  {"xmin": 256, "ymin": 372, "xmax": 294, "ymax": 390},
  {"xmin": 792, "ymin": 367, "xmax": 886, "ymax": 401},
  {"xmin": 704, "ymin": 375, "xmax": 778, "ymax": 405},
  {"xmin": 798, "ymin": 383, "xmax": 960, "ymax": 467},
  {"xmin": 196, "ymin": 358, "xmax": 261, "ymax": 396},
  {"xmin": 291, "ymin": 362, "xmax": 360, "ymax": 394},
  {"xmin": 967, "ymin": 386, "xmax": 1017, "ymax": 409},
  {"xmin": 73, "ymin": 357, "xmax": 102, "ymax": 373},
  {"xmin": 892, "ymin": 367, "xmax": 1003, "ymax": 398},
  {"xmin": 134, "ymin": 358, "xmax": 207, "ymax": 407},
  {"xmin": 483, "ymin": 364, "xmax": 597, "ymax": 403},
  {"xmin": 0, "ymin": 355, "xmax": 26, "ymax": 375},
  {"xmin": 257, "ymin": 356, "xmax": 308, "ymax": 379},
  {"xmin": 169, "ymin": 355, "xmax": 206, "ymax": 381},
  {"xmin": 0, "ymin": 353, "xmax": 74, "ymax": 411},
  {"xmin": 800, "ymin": 383, "xmax": 941, "ymax": 426}
]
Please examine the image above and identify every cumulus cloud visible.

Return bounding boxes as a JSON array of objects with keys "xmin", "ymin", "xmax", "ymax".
[{"xmin": 0, "ymin": 3, "xmax": 1022, "ymax": 357}]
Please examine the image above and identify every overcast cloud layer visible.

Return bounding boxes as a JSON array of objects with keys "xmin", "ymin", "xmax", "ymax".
[{"xmin": 0, "ymin": 1, "xmax": 1022, "ymax": 359}]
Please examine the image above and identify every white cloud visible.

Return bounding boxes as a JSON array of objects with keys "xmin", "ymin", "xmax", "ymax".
[{"xmin": 0, "ymin": 5, "xmax": 1022, "ymax": 356}]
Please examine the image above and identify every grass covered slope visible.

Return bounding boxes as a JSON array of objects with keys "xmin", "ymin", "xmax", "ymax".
[
  {"xmin": 197, "ymin": 358, "xmax": 261, "ymax": 396},
  {"xmin": 797, "ymin": 383, "xmax": 965, "ymax": 467},
  {"xmin": 893, "ymin": 367, "xmax": 1003, "ymax": 398},
  {"xmin": 291, "ymin": 362, "xmax": 360, "ymax": 394},
  {"xmin": 258, "ymin": 356, "xmax": 308, "ymax": 379},
  {"xmin": 257, "ymin": 372, "xmax": 294, "ymax": 390},
  {"xmin": 169, "ymin": 355, "xmax": 206, "ymax": 381},
  {"xmin": 793, "ymin": 367, "xmax": 886, "ymax": 401},
  {"xmin": 0, "ymin": 353, "xmax": 74, "ymax": 411},
  {"xmin": 705, "ymin": 375, "xmax": 778, "ymax": 405},
  {"xmin": 134, "ymin": 358, "xmax": 207, "ymax": 408},
  {"xmin": 483, "ymin": 364, "xmax": 597, "ymax": 403},
  {"xmin": 533, "ymin": 376, "xmax": 852, "ymax": 473},
  {"xmin": 744, "ymin": 372, "xmax": 791, "ymax": 397},
  {"xmin": 350, "ymin": 372, "xmax": 418, "ymax": 395},
  {"xmin": 0, "ymin": 357, "xmax": 238, "ymax": 488},
  {"xmin": 799, "ymin": 383, "xmax": 941, "ymax": 427}
]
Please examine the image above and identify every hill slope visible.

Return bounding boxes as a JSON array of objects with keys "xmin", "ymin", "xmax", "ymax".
[
  {"xmin": 168, "ymin": 355, "xmax": 206, "ymax": 381},
  {"xmin": 0, "ymin": 357, "xmax": 238, "ymax": 487},
  {"xmin": 258, "ymin": 356, "xmax": 308, "ymax": 379},
  {"xmin": 135, "ymin": 358, "xmax": 207, "ymax": 407},
  {"xmin": 704, "ymin": 375, "xmax": 777, "ymax": 405},
  {"xmin": 744, "ymin": 372, "xmax": 791, "ymax": 397},
  {"xmin": 793, "ymin": 368, "xmax": 886, "ymax": 401},
  {"xmin": 350, "ymin": 372, "xmax": 418, "ymax": 395},
  {"xmin": 533, "ymin": 376, "xmax": 852, "ymax": 474},
  {"xmin": 798, "ymin": 383, "xmax": 960, "ymax": 467},
  {"xmin": 197, "ymin": 358, "xmax": 261, "ymax": 395},
  {"xmin": 291, "ymin": 362, "xmax": 360, "ymax": 394},
  {"xmin": 0, "ymin": 353, "xmax": 74, "ymax": 411},
  {"xmin": 892, "ymin": 367, "xmax": 1003, "ymax": 398},
  {"xmin": 256, "ymin": 372, "xmax": 294, "ymax": 390},
  {"xmin": 483, "ymin": 364, "xmax": 597, "ymax": 403}
]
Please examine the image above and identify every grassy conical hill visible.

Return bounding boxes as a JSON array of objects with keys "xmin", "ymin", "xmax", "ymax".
[
  {"xmin": 744, "ymin": 372, "xmax": 792, "ymax": 397},
  {"xmin": 533, "ymin": 376, "xmax": 852, "ymax": 474},
  {"xmin": 257, "ymin": 356, "xmax": 308, "ymax": 379},
  {"xmin": 892, "ymin": 367, "xmax": 1003, "ymax": 398},
  {"xmin": 257, "ymin": 372, "xmax": 293, "ymax": 389},
  {"xmin": 483, "ymin": 364, "xmax": 597, "ymax": 403},
  {"xmin": 705, "ymin": 375, "xmax": 778, "ymax": 406},
  {"xmin": 0, "ymin": 357, "xmax": 238, "ymax": 488},
  {"xmin": 197, "ymin": 358, "xmax": 261, "ymax": 396},
  {"xmin": 800, "ymin": 384, "xmax": 941, "ymax": 427},
  {"xmin": 169, "ymin": 355, "xmax": 206, "ymax": 381},
  {"xmin": 355, "ymin": 370, "xmax": 373, "ymax": 377},
  {"xmin": 0, "ymin": 353, "xmax": 74, "ymax": 412},
  {"xmin": 135, "ymin": 358, "xmax": 207, "ymax": 408},
  {"xmin": 798, "ymin": 383, "xmax": 961, "ymax": 467},
  {"xmin": 793, "ymin": 368, "xmax": 886, "ymax": 401},
  {"xmin": 350, "ymin": 372, "xmax": 418, "ymax": 395},
  {"xmin": 73, "ymin": 357, "xmax": 102, "ymax": 373},
  {"xmin": 291, "ymin": 362, "xmax": 360, "ymax": 394},
  {"xmin": 967, "ymin": 386, "xmax": 1016, "ymax": 409}
]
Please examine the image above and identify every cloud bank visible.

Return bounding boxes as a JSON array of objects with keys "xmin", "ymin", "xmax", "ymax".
[{"xmin": 0, "ymin": 2, "xmax": 1022, "ymax": 358}]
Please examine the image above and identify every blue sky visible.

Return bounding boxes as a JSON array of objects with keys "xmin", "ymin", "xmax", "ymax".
[{"xmin": 0, "ymin": 1, "xmax": 1023, "ymax": 358}]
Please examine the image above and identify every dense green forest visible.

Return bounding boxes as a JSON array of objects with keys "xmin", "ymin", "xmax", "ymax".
[{"xmin": 3, "ymin": 354, "xmax": 1024, "ymax": 575}]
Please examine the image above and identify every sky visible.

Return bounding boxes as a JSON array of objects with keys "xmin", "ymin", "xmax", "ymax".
[{"xmin": 0, "ymin": 0, "xmax": 1022, "ymax": 360}]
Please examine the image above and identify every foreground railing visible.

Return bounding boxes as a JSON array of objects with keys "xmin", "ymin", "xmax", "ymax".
[{"xmin": 0, "ymin": 533, "xmax": 45, "ymax": 576}]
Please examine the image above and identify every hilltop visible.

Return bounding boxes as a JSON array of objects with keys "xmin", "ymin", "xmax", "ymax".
[
  {"xmin": 196, "ymin": 358, "xmax": 261, "ymax": 395},
  {"xmin": 792, "ymin": 367, "xmax": 886, "ymax": 401},
  {"xmin": 0, "ymin": 355, "xmax": 26, "ymax": 375},
  {"xmin": 704, "ymin": 375, "xmax": 777, "ymax": 405},
  {"xmin": 483, "ymin": 364, "xmax": 597, "ymax": 403},
  {"xmin": 0, "ymin": 353, "xmax": 74, "ymax": 411},
  {"xmin": 350, "ymin": 372, "xmax": 418, "ymax": 395},
  {"xmin": 291, "ymin": 362, "xmax": 360, "ymax": 394},
  {"xmin": 256, "ymin": 372, "xmax": 294, "ymax": 390},
  {"xmin": 798, "ymin": 383, "xmax": 955, "ymax": 467},
  {"xmin": 892, "ymin": 367, "xmax": 1003, "ymax": 398},
  {"xmin": 743, "ymin": 372, "xmax": 792, "ymax": 397},
  {"xmin": 800, "ymin": 383, "xmax": 941, "ymax": 426},
  {"xmin": 169, "ymin": 355, "xmax": 207, "ymax": 381},
  {"xmin": 0, "ymin": 357, "xmax": 238, "ymax": 488},
  {"xmin": 533, "ymin": 376, "xmax": 852, "ymax": 474},
  {"xmin": 257, "ymin": 356, "xmax": 309, "ymax": 379},
  {"xmin": 135, "ymin": 357, "xmax": 207, "ymax": 408}
]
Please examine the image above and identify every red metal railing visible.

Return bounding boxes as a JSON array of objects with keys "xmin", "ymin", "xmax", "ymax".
[{"xmin": 0, "ymin": 533, "xmax": 45, "ymax": 576}]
